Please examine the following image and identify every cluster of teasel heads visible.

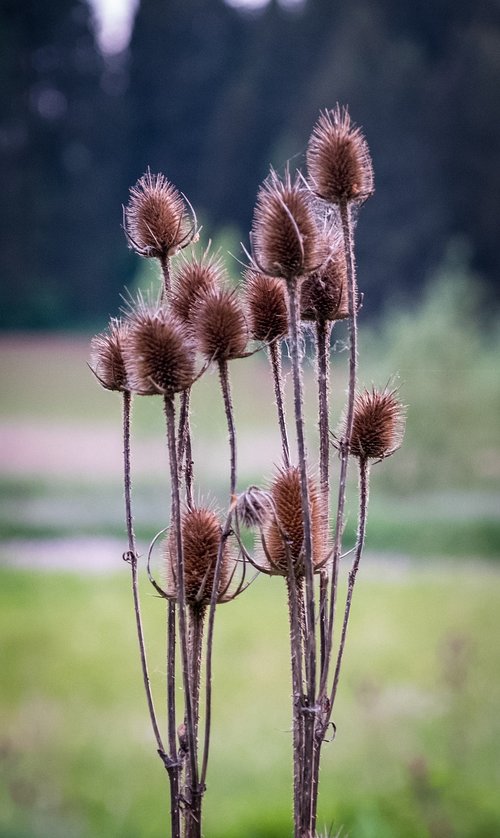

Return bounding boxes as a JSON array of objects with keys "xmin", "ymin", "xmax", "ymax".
[{"xmin": 90, "ymin": 105, "xmax": 405, "ymax": 838}]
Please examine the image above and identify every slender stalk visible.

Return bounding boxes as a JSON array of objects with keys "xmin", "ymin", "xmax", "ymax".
[
  {"xmin": 319, "ymin": 199, "xmax": 358, "ymax": 700},
  {"xmin": 286, "ymin": 276, "xmax": 317, "ymax": 836},
  {"xmin": 269, "ymin": 340, "xmax": 291, "ymax": 467},
  {"xmin": 178, "ymin": 388, "xmax": 194, "ymax": 508},
  {"xmin": 160, "ymin": 254, "xmax": 171, "ymax": 296},
  {"xmin": 122, "ymin": 391, "xmax": 180, "ymax": 837},
  {"xmin": 188, "ymin": 606, "xmax": 206, "ymax": 740},
  {"xmin": 200, "ymin": 359, "xmax": 237, "ymax": 790},
  {"xmin": 286, "ymin": 568, "xmax": 305, "ymax": 837},
  {"xmin": 329, "ymin": 458, "xmax": 369, "ymax": 709},
  {"xmin": 164, "ymin": 395, "xmax": 200, "ymax": 835},
  {"xmin": 315, "ymin": 319, "xmax": 332, "ymax": 679}
]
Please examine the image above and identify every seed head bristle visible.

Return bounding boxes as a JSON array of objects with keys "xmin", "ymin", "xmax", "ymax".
[
  {"xmin": 264, "ymin": 466, "xmax": 326, "ymax": 577},
  {"xmin": 124, "ymin": 171, "xmax": 195, "ymax": 259},
  {"xmin": 347, "ymin": 387, "xmax": 406, "ymax": 461},
  {"xmin": 194, "ymin": 286, "xmax": 248, "ymax": 361},
  {"xmin": 236, "ymin": 486, "xmax": 274, "ymax": 529},
  {"xmin": 123, "ymin": 299, "xmax": 196, "ymax": 395},
  {"xmin": 251, "ymin": 169, "xmax": 328, "ymax": 280},
  {"xmin": 244, "ymin": 268, "xmax": 289, "ymax": 342},
  {"xmin": 170, "ymin": 251, "xmax": 224, "ymax": 328},
  {"xmin": 90, "ymin": 318, "xmax": 129, "ymax": 392},
  {"xmin": 307, "ymin": 106, "xmax": 374, "ymax": 205},
  {"xmin": 300, "ymin": 248, "xmax": 348, "ymax": 322},
  {"xmin": 165, "ymin": 507, "xmax": 231, "ymax": 607}
]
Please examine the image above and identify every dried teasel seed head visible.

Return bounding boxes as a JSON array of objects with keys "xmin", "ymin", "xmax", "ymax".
[
  {"xmin": 90, "ymin": 318, "xmax": 129, "ymax": 392},
  {"xmin": 251, "ymin": 169, "xmax": 329, "ymax": 281},
  {"xmin": 300, "ymin": 247, "xmax": 349, "ymax": 322},
  {"xmin": 307, "ymin": 106, "xmax": 374, "ymax": 205},
  {"xmin": 346, "ymin": 387, "xmax": 406, "ymax": 462},
  {"xmin": 123, "ymin": 299, "xmax": 196, "ymax": 395},
  {"xmin": 124, "ymin": 170, "xmax": 196, "ymax": 259},
  {"xmin": 165, "ymin": 507, "xmax": 231, "ymax": 607},
  {"xmin": 194, "ymin": 286, "xmax": 248, "ymax": 361},
  {"xmin": 170, "ymin": 251, "xmax": 224, "ymax": 328},
  {"xmin": 244, "ymin": 269, "xmax": 289, "ymax": 342},
  {"xmin": 236, "ymin": 486, "xmax": 274, "ymax": 529},
  {"xmin": 264, "ymin": 466, "xmax": 326, "ymax": 577}
]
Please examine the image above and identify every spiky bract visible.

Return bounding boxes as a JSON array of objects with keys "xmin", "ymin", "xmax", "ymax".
[
  {"xmin": 170, "ymin": 252, "xmax": 224, "ymax": 328},
  {"xmin": 347, "ymin": 387, "xmax": 405, "ymax": 461},
  {"xmin": 264, "ymin": 466, "xmax": 326, "ymax": 577},
  {"xmin": 124, "ymin": 300, "xmax": 196, "ymax": 395},
  {"xmin": 300, "ymin": 249, "xmax": 348, "ymax": 322},
  {"xmin": 165, "ymin": 507, "xmax": 231, "ymax": 607},
  {"xmin": 244, "ymin": 269, "xmax": 289, "ymax": 342},
  {"xmin": 307, "ymin": 106, "xmax": 374, "ymax": 205},
  {"xmin": 195, "ymin": 287, "xmax": 248, "ymax": 361},
  {"xmin": 90, "ymin": 318, "xmax": 129, "ymax": 391},
  {"xmin": 251, "ymin": 170, "xmax": 328, "ymax": 280},
  {"xmin": 124, "ymin": 171, "xmax": 195, "ymax": 259}
]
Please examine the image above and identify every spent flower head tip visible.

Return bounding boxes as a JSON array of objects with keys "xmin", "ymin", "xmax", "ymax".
[
  {"xmin": 124, "ymin": 170, "xmax": 196, "ymax": 260},
  {"xmin": 244, "ymin": 268, "xmax": 289, "ymax": 343},
  {"xmin": 250, "ymin": 169, "xmax": 329, "ymax": 281},
  {"xmin": 170, "ymin": 249, "xmax": 224, "ymax": 328},
  {"xmin": 307, "ymin": 105, "xmax": 374, "ymax": 205},
  {"xmin": 90, "ymin": 318, "xmax": 129, "ymax": 392},
  {"xmin": 300, "ymin": 246, "xmax": 349, "ymax": 322},
  {"xmin": 346, "ymin": 386, "xmax": 406, "ymax": 462},
  {"xmin": 236, "ymin": 486, "xmax": 274, "ymax": 529},
  {"xmin": 194, "ymin": 286, "xmax": 248, "ymax": 362},
  {"xmin": 123, "ymin": 297, "xmax": 196, "ymax": 395}
]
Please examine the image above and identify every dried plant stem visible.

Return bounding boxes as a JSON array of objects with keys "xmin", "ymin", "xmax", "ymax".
[
  {"xmin": 286, "ymin": 572, "xmax": 305, "ymax": 837},
  {"xmin": 319, "ymin": 199, "xmax": 358, "ymax": 700},
  {"xmin": 269, "ymin": 340, "xmax": 291, "ymax": 467},
  {"xmin": 286, "ymin": 276, "xmax": 317, "ymax": 836},
  {"xmin": 315, "ymin": 319, "xmax": 332, "ymax": 678},
  {"xmin": 329, "ymin": 458, "xmax": 369, "ymax": 709},
  {"xmin": 200, "ymin": 359, "xmax": 237, "ymax": 791},
  {"xmin": 178, "ymin": 388, "xmax": 194, "ymax": 508},
  {"xmin": 164, "ymin": 395, "xmax": 200, "ymax": 837},
  {"xmin": 160, "ymin": 254, "xmax": 171, "ymax": 295},
  {"xmin": 122, "ymin": 392, "xmax": 180, "ymax": 837},
  {"xmin": 188, "ymin": 606, "xmax": 205, "ymax": 739}
]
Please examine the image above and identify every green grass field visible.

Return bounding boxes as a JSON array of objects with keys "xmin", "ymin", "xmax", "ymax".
[{"xmin": 1, "ymin": 276, "xmax": 499, "ymax": 835}]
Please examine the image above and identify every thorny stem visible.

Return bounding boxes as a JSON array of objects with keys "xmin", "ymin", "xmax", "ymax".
[
  {"xmin": 269, "ymin": 340, "xmax": 291, "ymax": 467},
  {"xmin": 164, "ymin": 395, "xmax": 200, "ymax": 834},
  {"xmin": 319, "ymin": 199, "xmax": 358, "ymax": 700},
  {"xmin": 122, "ymin": 392, "xmax": 180, "ymax": 838},
  {"xmin": 286, "ymin": 566, "xmax": 305, "ymax": 836},
  {"xmin": 329, "ymin": 458, "xmax": 369, "ymax": 710},
  {"xmin": 315, "ymin": 319, "xmax": 332, "ymax": 679},
  {"xmin": 287, "ymin": 276, "xmax": 317, "ymax": 836},
  {"xmin": 178, "ymin": 388, "xmax": 194, "ymax": 508},
  {"xmin": 200, "ymin": 359, "xmax": 237, "ymax": 790},
  {"xmin": 160, "ymin": 254, "xmax": 171, "ymax": 296}
]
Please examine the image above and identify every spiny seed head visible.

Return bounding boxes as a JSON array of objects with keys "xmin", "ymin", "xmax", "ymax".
[
  {"xmin": 300, "ymin": 248, "xmax": 348, "ymax": 322},
  {"xmin": 165, "ymin": 507, "xmax": 231, "ymax": 607},
  {"xmin": 307, "ymin": 106, "xmax": 374, "ymax": 205},
  {"xmin": 123, "ymin": 299, "xmax": 196, "ymax": 395},
  {"xmin": 194, "ymin": 286, "xmax": 248, "ymax": 361},
  {"xmin": 90, "ymin": 318, "xmax": 129, "ymax": 392},
  {"xmin": 264, "ymin": 466, "xmax": 326, "ymax": 577},
  {"xmin": 244, "ymin": 269, "xmax": 289, "ymax": 342},
  {"xmin": 236, "ymin": 486, "xmax": 274, "ymax": 529},
  {"xmin": 124, "ymin": 170, "xmax": 196, "ymax": 259},
  {"xmin": 251, "ymin": 169, "xmax": 329, "ymax": 280},
  {"xmin": 347, "ymin": 387, "xmax": 406, "ymax": 461},
  {"xmin": 170, "ymin": 251, "xmax": 224, "ymax": 328}
]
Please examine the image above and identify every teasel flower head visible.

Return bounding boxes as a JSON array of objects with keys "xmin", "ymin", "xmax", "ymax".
[
  {"xmin": 300, "ymin": 246, "xmax": 349, "ymax": 322},
  {"xmin": 124, "ymin": 170, "xmax": 197, "ymax": 260},
  {"xmin": 250, "ymin": 169, "xmax": 329, "ymax": 281},
  {"xmin": 307, "ymin": 105, "xmax": 374, "ymax": 205},
  {"xmin": 194, "ymin": 286, "xmax": 248, "ymax": 361},
  {"xmin": 170, "ymin": 249, "xmax": 224, "ymax": 329},
  {"xmin": 165, "ymin": 506, "xmax": 233, "ymax": 608},
  {"xmin": 123, "ymin": 297, "xmax": 196, "ymax": 396},
  {"xmin": 263, "ymin": 466, "xmax": 326, "ymax": 577},
  {"xmin": 90, "ymin": 318, "xmax": 129, "ymax": 392},
  {"xmin": 244, "ymin": 268, "xmax": 289, "ymax": 343},
  {"xmin": 236, "ymin": 486, "xmax": 274, "ymax": 529},
  {"xmin": 345, "ymin": 386, "xmax": 406, "ymax": 462}
]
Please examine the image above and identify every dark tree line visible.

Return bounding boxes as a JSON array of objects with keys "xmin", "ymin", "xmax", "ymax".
[{"xmin": 1, "ymin": 0, "xmax": 499, "ymax": 328}]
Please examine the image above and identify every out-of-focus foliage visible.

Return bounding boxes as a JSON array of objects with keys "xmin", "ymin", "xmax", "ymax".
[{"xmin": 1, "ymin": 0, "xmax": 499, "ymax": 328}]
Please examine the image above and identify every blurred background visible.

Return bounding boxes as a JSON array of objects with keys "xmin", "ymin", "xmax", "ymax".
[{"xmin": 1, "ymin": 0, "xmax": 499, "ymax": 835}]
